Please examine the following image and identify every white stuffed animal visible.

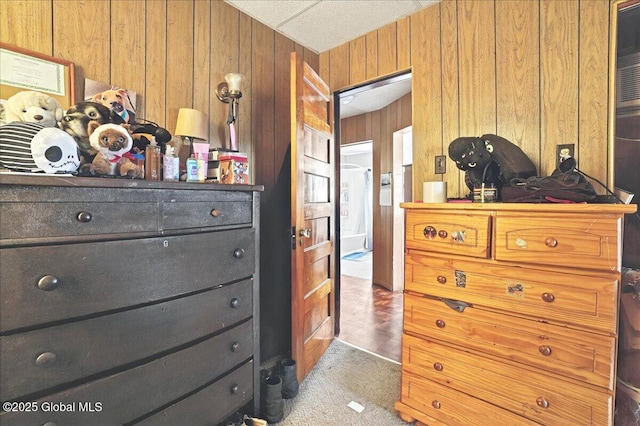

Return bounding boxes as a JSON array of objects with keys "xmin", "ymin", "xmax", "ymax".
[{"xmin": 3, "ymin": 90, "xmax": 64, "ymax": 127}]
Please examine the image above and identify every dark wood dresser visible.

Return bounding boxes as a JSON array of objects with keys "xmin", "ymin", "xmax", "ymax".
[{"xmin": 0, "ymin": 174, "xmax": 262, "ymax": 425}]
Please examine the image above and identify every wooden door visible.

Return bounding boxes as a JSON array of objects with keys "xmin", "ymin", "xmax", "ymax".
[{"xmin": 290, "ymin": 52, "xmax": 335, "ymax": 383}]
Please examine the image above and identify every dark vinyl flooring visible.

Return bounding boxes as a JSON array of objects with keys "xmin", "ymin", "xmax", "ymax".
[{"xmin": 338, "ymin": 271, "xmax": 404, "ymax": 362}]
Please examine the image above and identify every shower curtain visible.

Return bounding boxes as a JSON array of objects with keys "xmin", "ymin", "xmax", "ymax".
[{"xmin": 340, "ymin": 166, "xmax": 373, "ymax": 250}]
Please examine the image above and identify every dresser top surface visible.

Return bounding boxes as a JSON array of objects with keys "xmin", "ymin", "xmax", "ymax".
[
  {"xmin": 401, "ymin": 201, "xmax": 636, "ymax": 215},
  {"xmin": 0, "ymin": 173, "xmax": 264, "ymax": 192}
]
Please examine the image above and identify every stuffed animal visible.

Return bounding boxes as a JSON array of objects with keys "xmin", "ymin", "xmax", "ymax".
[
  {"xmin": 80, "ymin": 122, "xmax": 143, "ymax": 178},
  {"xmin": 91, "ymin": 88, "xmax": 136, "ymax": 124},
  {"xmin": 0, "ymin": 121, "xmax": 80, "ymax": 173},
  {"xmin": 448, "ymin": 134, "xmax": 537, "ymax": 195},
  {"xmin": 3, "ymin": 91, "xmax": 64, "ymax": 127},
  {"xmin": 59, "ymin": 101, "xmax": 114, "ymax": 164}
]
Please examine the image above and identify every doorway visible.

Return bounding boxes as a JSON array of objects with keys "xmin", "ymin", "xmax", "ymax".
[{"xmin": 334, "ymin": 71, "xmax": 412, "ymax": 363}]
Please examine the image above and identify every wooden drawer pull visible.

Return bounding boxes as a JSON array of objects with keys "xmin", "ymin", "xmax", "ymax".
[
  {"xmin": 76, "ymin": 211, "xmax": 92, "ymax": 223},
  {"xmin": 538, "ymin": 345, "xmax": 552, "ymax": 356},
  {"xmin": 438, "ymin": 230, "xmax": 448, "ymax": 238},
  {"xmin": 35, "ymin": 352, "xmax": 57, "ymax": 368},
  {"xmin": 230, "ymin": 384, "xmax": 239, "ymax": 394},
  {"xmin": 433, "ymin": 362, "xmax": 443, "ymax": 372},
  {"xmin": 544, "ymin": 237, "xmax": 558, "ymax": 248},
  {"xmin": 541, "ymin": 292, "xmax": 555, "ymax": 303},
  {"xmin": 435, "ymin": 319, "xmax": 445, "ymax": 328},
  {"xmin": 210, "ymin": 208, "xmax": 221, "ymax": 217},
  {"xmin": 536, "ymin": 397, "xmax": 550, "ymax": 408},
  {"xmin": 432, "ymin": 400, "xmax": 441, "ymax": 409},
  {"xmin": 37, "ymin": 275, "xmax": 60, "ymax": 291},
  {"xmin": 231, "ymin": 342, "xmax": 241, "ymax": 352},
  {"xmin": 230, "ymin": 298, "xmax": 240, "ymax": 309},
  {"xmin": 233, "ymin": 248, "xmax": 245, "ymax": 259},
  {"xmin": 437, "ymin": 275, "xmax": 447, "ymax": 284}
]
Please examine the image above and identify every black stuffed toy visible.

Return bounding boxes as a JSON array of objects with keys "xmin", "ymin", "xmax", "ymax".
[{"xmin": 448, "ymin": 134, "xmax": 537, "ymax": 197}]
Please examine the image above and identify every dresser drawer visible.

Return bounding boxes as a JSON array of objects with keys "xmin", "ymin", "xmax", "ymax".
[
  {"xmin": 494, "ymin": 212, "xmax": 622, "ymax": 271},
  {"xmin": 0, "ymin": 280, "xmax": 253, "ymax": 400},
  {"xmin": 402, "ymin": 333, "xmax": 612, "ymax": 425},
  {"xmin": 0, "ymin": 228, "xmax": 255, "ymax": 332},
  {"xmin": 397, "ymin": 370, "xmax": 537, "ymax": 426},
  {"xmin": 135, "ymin": 360, "xmax": 254, "ymax": 426},
  {"xmin": 0, "ymin": 201, "xmax": 158, "ymax": 241},
  {"xmin": 0, "ymin": 320, "xmax": 254, "ymax": 425},
  {"xmin": 162, "ymin": 200, "xmax": 252, "ymax": 230},
  {"xmin": 405, "ymin": 255, "xmax": 618, "ymax": 333},
  {"xmin": 403, "ymin": 294, "xmax": 615, "ymax": 389},
  {"xmin": 405, "ymin": 210, "xmax": 491, "ymax": 258}
]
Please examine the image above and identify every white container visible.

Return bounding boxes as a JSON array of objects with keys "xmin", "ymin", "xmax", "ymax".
[{"xmin": 422, "ymin": 181, "xmax": 447, "ymax": 203}]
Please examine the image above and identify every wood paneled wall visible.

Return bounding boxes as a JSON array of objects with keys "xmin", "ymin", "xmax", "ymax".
[
  {"xmin": 321, "ymin": 0, "xmax": 614, "ymax": 201},
  {"xmin": 340, "ymin": 93, "xmax": 411, "ymax": 289},
  {"xmin": 0, "ymin": 0, "xmax": 319, "ymax": 364}
]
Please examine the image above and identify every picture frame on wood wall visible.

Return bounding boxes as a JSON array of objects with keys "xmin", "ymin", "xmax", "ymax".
[{"xmin": 0, "ymin": 42, "xmax": 76, "ymax": 114}]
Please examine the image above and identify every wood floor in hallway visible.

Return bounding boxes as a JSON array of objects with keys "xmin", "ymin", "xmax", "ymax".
[{"xmin": 338, "ymin": 273, "xmax": 403, "ymax": 362}]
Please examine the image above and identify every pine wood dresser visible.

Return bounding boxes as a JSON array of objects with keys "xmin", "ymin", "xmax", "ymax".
[
  {"xmin": 395, "ymin": 202, "xmax": 637, "ymax": 426},
  {"xmin": 0, "ymin": 174, "xmax": 262, "ymax": 425}
]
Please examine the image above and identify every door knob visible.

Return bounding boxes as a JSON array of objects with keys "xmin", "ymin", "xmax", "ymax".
[{"xmin": 299, "ymin": 228, "xmax": 311, "ymax": 238}]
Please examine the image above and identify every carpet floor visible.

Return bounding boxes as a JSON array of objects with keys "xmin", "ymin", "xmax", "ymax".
[{"xmin": 274, "ymin": 339, "xmax": 412, "ymax": 425}]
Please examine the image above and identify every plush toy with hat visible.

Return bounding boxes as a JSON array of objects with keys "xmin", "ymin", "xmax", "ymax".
[
  {"xmin": 79, "ymin": 122, "xmax": 143, "ymax": 178},
  {"xmin": 2, "ymin": 90, "xmax": 64, "ymax": 127}
]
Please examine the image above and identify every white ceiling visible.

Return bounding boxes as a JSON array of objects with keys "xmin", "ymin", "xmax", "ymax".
[
  {"xmin": 225, "ymin": 0, "xmax": 438, "ymax": 116},
  {"xmin": 224, "ymin": 0, "xmax": 440, "ymax": 54}
]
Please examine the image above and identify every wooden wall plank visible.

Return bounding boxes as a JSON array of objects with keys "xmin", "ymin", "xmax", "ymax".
[
  {"xmin": 0, "ymin": 0, "xmax": 52, "ymax": 55},
  {"xmin": 239, "ymin": 13, "xmax": 253, "ymax": 156},
  {"xmin": 496, "ymin": 0, "xmax": 541, "ymax": 170},
  {"xmin": 397, "ymin": 16, "xmax": 411, "ymax": 70},
  {"xmin": 145, "ymin": 1, "xmax": 168, "ymax": 128},
  {"xmin": 540, "ymin": 0, "xmax": 579, "ymax": 176},
  {"xmin": 441, "ymin": 0, "xmax": 462, "ymax": 196},
  {"xmin": 329, "ymin": 43, "xmax": 349, "ymax": 91},
  {"xmin": 458, "ymin": 0, "xmax": 496, "ymax": 137},
  {"xmin": 411, "ymin": 5, "xmax": 442, "ymax": 200},
  {"xmin": 166, "ymin": 0, "xmax": 194, "ymax": 137},
  {"xmin": 193, "ymin": 0, "xmax": 211, "ymax": 118},
  {"xmin": 378, "ymin": 22, "xmax": 397, "ymax": 76},
  {"xmin": 578, "ymin": 0, "xmax": 611, "ymax": 181},
  {"xmin": 303, "ymin": 47, "xmax": 319, "ymax": 73},
  {"xmin": 366, "ymin": 31, "xmax": 378, "ymax": 80},
  {"xmin": 319, "ymin": 51, "xmax": 330, "ymax": 83},
  {"xmin": 350, "ymin": 36, "xmax": 366, "ymax": 85}
]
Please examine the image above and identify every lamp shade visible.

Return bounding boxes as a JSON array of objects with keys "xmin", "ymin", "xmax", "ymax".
[
  {"xmin": 174, "ymin": 108, "xmax": 208, "ymax": 140},
  {"xmin": 225, "ymin": 73, "xmax": 244, "ymax": 95}
]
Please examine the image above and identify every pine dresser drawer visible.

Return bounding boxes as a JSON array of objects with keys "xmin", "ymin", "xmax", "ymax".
[
  {"xmin": 0, "ymin": 228, "xmax": 256, "ymax": 332},
  {"xmin": 0, "ymin": 279, "xmax": 253, "ymax": 401},
  {"xmin": 405, "ymin": 254, "xmax": 618, "ymax": 333},
  {"xmin": 403, "ymin": 294, "xmax": 616, "ymax": 389},
  {"xmin": 405, "ymin": 210, "xmax": 491, "ymax": 258},
  {"xmin": 494, "ymin": 212, "xmax": 623, "ymax": 271},
  {"xmin": 0, "ymin": 320, "xmax": 254, "ymax": 425},
  {"xmin": 402, "ymin": 333, "xmax": 612, "ymax": 425},
  {"xmin": 396, "ymin": 370, "xmax": 538, "ymax": 426}
]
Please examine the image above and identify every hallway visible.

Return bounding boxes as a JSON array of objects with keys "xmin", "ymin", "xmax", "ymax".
[{"xmin": 339, "ymin": 254, "xmax": 403, "ymax": 362}]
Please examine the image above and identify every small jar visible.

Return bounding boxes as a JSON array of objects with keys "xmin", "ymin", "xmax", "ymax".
[{"xmin": 473, "ymin": 183, "xmax": 497, "ymax": 203}]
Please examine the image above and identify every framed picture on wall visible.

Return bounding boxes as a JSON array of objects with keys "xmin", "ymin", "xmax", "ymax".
[{"xmin": 0, "ymin": 42, "xmax": 75, "ymax": 111}]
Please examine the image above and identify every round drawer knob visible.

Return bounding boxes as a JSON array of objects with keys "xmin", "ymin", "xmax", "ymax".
[
  {"xmin": 233, "ymin": 248, "xmax": 245, "ymax": 259},
  {"xmin": 541, "ymin": 292, "xmax": 555, "ymax": 303},
  {"xmin": 432, "ymin": 400, "xmax": 441, "ymax": 409},
  {"xmin": 437, "ymin": 275, "xmax": 447, "ymax": 284},
  {"xmin": 210, "ymin": 208, "xmax": 221, "ymax": 217},
  {"xmin": 230, "ymin": 384, "xmax": 239, "ymax": 394},
  {"xmin": 538, "ymin": 345, "xmax": 552, "ymax": 356},
  {"xmin": 438, "ymin": 230, "xmax": 448, "ymax": 238},
  {"xmin": 423, "ymin": 226, "xmax": 437, "ymax": 239},
  {"xmin": 435, "ymin": 319, "xmax": 445, "ymax": 328},
  {"xmin": 544, "ymin": 237, "xmax": 558, "ymax": 248},
  {"xmin": 433, "ymin": 362, "xmax": 443, "ymax": 372},
  {"xmin": 37, "ymin": 275, "xmax": 60, "ymax": 291},
  {"xmin": 35, "ymin": 352, "xmax": 57, "ymax": 368},
  {"xmin": 231, "ymin": 342, "xmax": 240, "ymax": 352},
  {"xmin": 536, "ymin": 397, "xmax": 549, "ymax": 408},
  {"xmin": 230, "ymin": 298, "xmax": 240, "ymax": 309},
  {"xmin": 76, "ymin": 211, "xmax": 92, "ymax": 223}
]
